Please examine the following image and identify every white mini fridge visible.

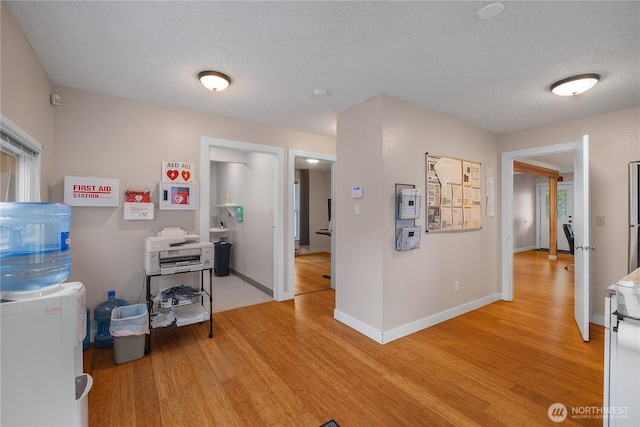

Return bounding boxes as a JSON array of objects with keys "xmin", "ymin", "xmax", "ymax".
[{"xmin": 1, "ymin": 282, "xmax": 92, "ymax": 427}]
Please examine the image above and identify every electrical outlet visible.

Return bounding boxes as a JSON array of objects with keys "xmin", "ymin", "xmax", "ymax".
[
  {"xmin": 596, "ymin": 216, "xmax": 605, "ymax": 226},
  {"xmin": 454, "ymin": 281, "xmax": 460, "ymax": 293}
]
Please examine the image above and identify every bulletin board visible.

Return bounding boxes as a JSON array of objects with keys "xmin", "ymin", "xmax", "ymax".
[{"xmin": 425, "ymin": 153, "xmax": 481, "ymax": 232}]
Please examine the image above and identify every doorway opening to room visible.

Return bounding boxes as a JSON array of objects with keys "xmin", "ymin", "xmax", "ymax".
[
  {"xmin": 199, "ymin": 137, "xmax": 285, "ymax": 312},
  {"xmin": 502, "ymin": 137, "xmax": 592, "ymax": 342},
  {"xmin": 288, "ymin": 150, "xmax": 335, "ymax": 297},
  {"xmin": 537, "ymin": 182, "xmax": 574, "ymax": 253}
]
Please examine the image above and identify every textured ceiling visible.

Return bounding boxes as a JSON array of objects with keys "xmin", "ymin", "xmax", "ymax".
[{"xmin": 7, "ymin": 1, "xmax": 640, "ymax": 139}]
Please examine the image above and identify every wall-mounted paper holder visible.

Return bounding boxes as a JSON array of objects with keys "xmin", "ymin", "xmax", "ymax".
[{"xmin": 395, "ymin": 183, "xmax": 421, "ymax": 251}]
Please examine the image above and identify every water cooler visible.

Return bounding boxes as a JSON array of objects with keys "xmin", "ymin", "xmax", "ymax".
[
  {"xmin": 0, "ymin": 203, "xmax": 91, "ymax": 426},
  {"xmin": 0, "ymin": 282, "xmax": 91, "ymax": 426}
]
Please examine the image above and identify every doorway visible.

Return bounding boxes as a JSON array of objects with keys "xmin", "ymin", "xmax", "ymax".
[
  {"xmin": 199, "ymin": 137, "xmax": 286, "ymax": 301},
  {"xmin": 537, "ymin": 182, "xmax": 574, "ymax": 251},
  {"xmin": 501, "ymin": 137, "xmax": 592, "ymax": 341},
  {"xmin": 288, "ymin": 149, "xmax": 336, "ymax": 297}
]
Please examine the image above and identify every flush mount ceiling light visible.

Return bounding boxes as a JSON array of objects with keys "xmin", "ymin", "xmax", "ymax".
[
  {"xmin": 198, "ymin": 71, "xmax": 231, "ymax": 92},
  {"xmin": 306, "ymin": 159, "xmax": 319, "ymax": 164},
  {"xmin": 550, "ymin": 73, "xmax": 601, "ymax": 96},
  {"xmin": 477, "ymin": 2, "xmax": 505, "ymax": 20}
]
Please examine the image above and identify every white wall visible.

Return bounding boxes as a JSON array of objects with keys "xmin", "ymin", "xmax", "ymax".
[
  {"xmin": 35, "ymin": 84, "xmax": 332, "ymax": 312},
  {"xmin": 336, "ymin": 95, "xmax": 500, "ymax": 342},
  {"xmin": 499, "ymin": 107, "xmax": 640, "ymax": 319},
  {"xmin": 335, "ymin": 96, "xmax": 385, "ymax": 332},
  {"xmin": 1, "ymin": 2, "xmax": 52, "ymax": 201},
  {"xmin": 513, "ymin": 174, "xmax": 537, "ymax": 251}
]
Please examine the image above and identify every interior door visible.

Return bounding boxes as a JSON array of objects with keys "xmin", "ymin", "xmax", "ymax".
[
  {"xmin": 539, "ymin": 183, "xmax": 574, "ymax": 251},
  {"xmin": 573, "ymin": 136, "xmax": 591, "ymax": 341}
]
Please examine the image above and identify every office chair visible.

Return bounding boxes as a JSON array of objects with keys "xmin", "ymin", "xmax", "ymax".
[{"xmin": 563, "ymin": 223, "xmax": 574, "ymax": 271}]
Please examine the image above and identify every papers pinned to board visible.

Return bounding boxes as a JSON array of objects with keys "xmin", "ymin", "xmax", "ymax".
[{"xmin": 425, "ymin": 153, "xmax": 482, "ymax": 232}]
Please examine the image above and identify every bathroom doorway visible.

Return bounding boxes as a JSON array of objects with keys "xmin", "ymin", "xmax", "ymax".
[{"xmin": 199, "ymin": 137, "xmax": 286, "ymax": 301}]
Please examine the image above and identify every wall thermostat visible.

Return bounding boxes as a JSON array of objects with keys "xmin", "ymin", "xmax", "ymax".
[{"xmin": 351, "ymin": 185, "xmax": 363, "ymax": 199}]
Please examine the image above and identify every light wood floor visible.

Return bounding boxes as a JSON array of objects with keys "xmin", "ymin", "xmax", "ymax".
[
  {"xmin": 294, "ymin": 252, "xmax": 331, "ymax": 295},
  {"xmin": 84, "ymin": 250, "xmax": 604, "ymax": 426}
]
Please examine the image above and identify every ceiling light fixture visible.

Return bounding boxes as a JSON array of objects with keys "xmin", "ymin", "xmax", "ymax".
[
  {"xmin": 306, "ymin": 159, "xmax": 319, "ymax": 164},
  {"xmin": 550, "ymin": 73, "xmax": 601, "ymax": 96},
  {"xmin": 477, "ymin": 2, "xmax": 505, "ymax": 20},
  {"xmin": 198, "ymin": 71, "xmax": 231, "ymax": 92}
]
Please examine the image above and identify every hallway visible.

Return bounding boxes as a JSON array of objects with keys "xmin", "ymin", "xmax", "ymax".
[
  {"xmin": 294, "ymin": 252, "xmax": 331, "ymax": 295},
  {"xmin": 83, "ymin": 248, "xmax": 604, "ymax": 426}
]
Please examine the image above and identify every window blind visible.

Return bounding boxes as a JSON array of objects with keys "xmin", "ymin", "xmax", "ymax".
[{"xmin": 1, "ymin": 130, "xmax": 39, "ymax": 159}]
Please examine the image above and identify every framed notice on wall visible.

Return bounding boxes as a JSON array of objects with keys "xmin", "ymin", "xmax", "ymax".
[
  {"xmin": 425, "ymin": 153, "xmax": 481, "ymax": 232},
  {"xmin": 64, "ymin": 176, "xmax": 119, "ymax": 207}
]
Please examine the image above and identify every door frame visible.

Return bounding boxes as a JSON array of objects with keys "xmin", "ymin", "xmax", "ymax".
[
  {"xmin": 199, "ymin": 137, "xmax": 286, "ymax": 301},
  {"xmin": 501, "ymin": 140, "xmax": 586, "ymax": 302},
  {"xmin": 288, "ymin": 149, "xmax": 336, "ymax": 298}
]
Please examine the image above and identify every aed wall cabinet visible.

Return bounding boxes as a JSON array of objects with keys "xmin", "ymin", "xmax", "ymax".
[{"xmin": 158, "ymin": 182, "xmax": 197, "ymax": 210}]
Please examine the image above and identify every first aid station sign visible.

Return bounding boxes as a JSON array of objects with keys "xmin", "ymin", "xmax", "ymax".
[{"xmin": 64, "ymin": 176, "xmax": 120, "ymax": 207}]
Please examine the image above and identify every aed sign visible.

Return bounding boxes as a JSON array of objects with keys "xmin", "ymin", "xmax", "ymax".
[
  {"xmin": 64, "ymin": 176, "xmax": 120, "ymax": 207},
  {"xmin": 161, "ymin": 161, "xmax": 194, "ymax": 183}
]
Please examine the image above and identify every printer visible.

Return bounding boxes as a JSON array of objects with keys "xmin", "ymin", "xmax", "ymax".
[{"xmin": 145, "ymin": 227, "xmax": 214, "ymax": 275}]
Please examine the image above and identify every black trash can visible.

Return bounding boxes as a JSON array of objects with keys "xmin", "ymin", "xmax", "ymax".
[{"xmin": 214, "ymin": 242, "xmax": 232, "ymax": 276}]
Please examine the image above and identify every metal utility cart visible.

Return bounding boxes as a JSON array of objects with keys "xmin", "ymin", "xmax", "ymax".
[
  {"xmin": 143, "ymin": 228, "xmax": 215, "ymax": 353},
  {"xmin": 144, "ymin": 267, "xmax": 213, "ymax": 353}
]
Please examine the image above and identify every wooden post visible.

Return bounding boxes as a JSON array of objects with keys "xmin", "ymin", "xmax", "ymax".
[{"xmin": 548, "ymin": 177, "xmax": 558, "ymax": 260}]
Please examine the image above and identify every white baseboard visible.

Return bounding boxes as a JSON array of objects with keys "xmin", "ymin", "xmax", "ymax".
[
  {"xmin": 334, "ymin": 293, "xmax": 502, "ymax": 345},
  {"xmin": 333, "ymin": 309, "xmax": 383, "ymax": 343},
  {"xmin": 382, "ymin": 293, "xmax": 502, "ymax": 343},
  {"xmin": 514, "ymin": 246, "xmax": 537, "ymax": 253},
  {"xmin": 298, "ymin": 247, "xmax": 331, "ymax": 255}
]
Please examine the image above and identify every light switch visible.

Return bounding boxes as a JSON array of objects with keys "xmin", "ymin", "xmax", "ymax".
[{"xmin": 355, "ymin": 204, "xmax": 360, "ymax": 215}]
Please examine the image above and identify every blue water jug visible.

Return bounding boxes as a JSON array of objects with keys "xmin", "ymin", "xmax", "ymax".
[
  {"xmin": 83, "ymin": 307, "xmax": 90, "ymax": 351},
  {"xmin": 0, "ymin": 202, "xmax": 71, "ymax": 299},
  {"xmin": 94, "ymin": 291, "xmax": 128, "ymax": 348}
]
